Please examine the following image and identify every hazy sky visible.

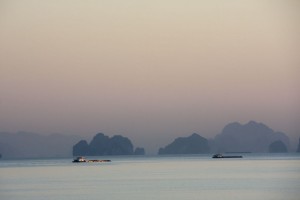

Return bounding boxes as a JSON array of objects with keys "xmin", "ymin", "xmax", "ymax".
[{"xmin": 1, "ymin": 0, "xmax": 299, "ymax": 153}]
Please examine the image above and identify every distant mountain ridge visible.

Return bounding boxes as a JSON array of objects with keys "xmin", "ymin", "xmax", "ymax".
[
  {"xmin": 212, "ymin": 121, "xmax": 290, "ymax": 153},
  {"xmin": 158, "ymin": 133, "xmax": 209, "ymax": 154},
  {"xmin": 0, "ymin": 121, "xmax": 294, "ymax": 158},
  {"xmin": 269, "ymin": 140, "xmax": 287, "ymax": 153},
  {"xmin": 73, "ymin": 133, "xmax": 145, "ymax": 156},
  {"xmin": 158, "ymin": 121, "xmax": 291, "ymax": 155},
  {"xmin": 0, "ymin": 132, "xmax": 82, "ymax": 158}
]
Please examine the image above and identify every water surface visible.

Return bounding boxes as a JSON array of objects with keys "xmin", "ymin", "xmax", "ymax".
[{"xmin": 1, "ymin": 154, "xmax": 300, "ymax": 200}]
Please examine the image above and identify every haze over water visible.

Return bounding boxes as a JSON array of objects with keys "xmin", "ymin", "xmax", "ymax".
[{"xmin": 1, "ymin": 0, "xmax": 299, "ymax": 152}]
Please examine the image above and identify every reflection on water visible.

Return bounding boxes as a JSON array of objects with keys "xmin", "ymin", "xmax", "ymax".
[{"xmin": 1, "ymin": 154, "xmax": 300, "ymax": 200}]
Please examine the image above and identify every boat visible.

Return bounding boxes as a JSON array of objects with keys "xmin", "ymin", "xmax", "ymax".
[
  {"xmin": 72, "ymin": 157, "xmax": 111, "ymax": 163},
  {"xmin": 212, "ymin": 154, "xmax": 243, "ymax": 159},
  {"xmin": 72, "ymin": 157, "xmax": 87, "ymax": 162}
]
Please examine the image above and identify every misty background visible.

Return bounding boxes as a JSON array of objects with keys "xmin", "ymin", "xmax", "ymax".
[{"xmin": 0, "ymin": 0, "xmax": 299, "ymax": 154}]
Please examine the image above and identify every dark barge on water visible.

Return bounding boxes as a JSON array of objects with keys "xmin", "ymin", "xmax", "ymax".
[
  {"xmin": 72, "ymin": 157, "xmax": 111, "ymax": 163},
  {"xmin": 212, "ymin": 154, "xmax": 243, "ymax": 159}
]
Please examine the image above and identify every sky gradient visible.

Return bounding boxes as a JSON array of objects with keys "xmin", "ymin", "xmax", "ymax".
[{"xmin": 1, "ymin": 0, "xmax": 299, "ymax": 153}]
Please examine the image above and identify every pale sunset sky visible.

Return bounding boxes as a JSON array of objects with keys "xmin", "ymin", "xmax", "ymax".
[{"xmin": 0, "ymin": 0, "xmax": 299, "ymax": 152}]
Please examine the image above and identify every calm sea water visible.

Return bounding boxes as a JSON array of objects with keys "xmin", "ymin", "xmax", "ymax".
[{"xmin": 1, "ymin": 154, "xmax": 300, "ymax": 200}]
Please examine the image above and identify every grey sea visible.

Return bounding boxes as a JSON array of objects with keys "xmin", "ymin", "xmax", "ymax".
[{"xmin": 1, "ymin": 154, "xmax": 300, "ymax": 200}]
